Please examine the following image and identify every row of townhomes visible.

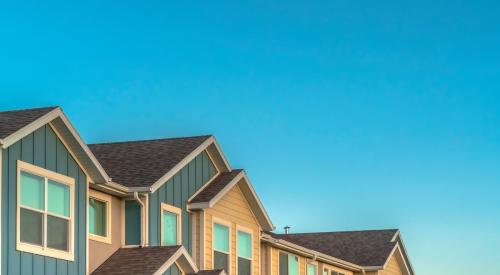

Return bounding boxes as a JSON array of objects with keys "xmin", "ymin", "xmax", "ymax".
[{"xmin": 0, "ymin": 106, "xmax": 415, "ymax": 275}]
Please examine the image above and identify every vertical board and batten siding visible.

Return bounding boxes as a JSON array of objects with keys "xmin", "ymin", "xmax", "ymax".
[
  {"xmin": 125, "ymin": 200, "xmax": 142, "ymax": 245},
  {"xmin": 1, "ymin": 125, "xmax": 87, "ymax": 275},
  {"xmin": 204, "ymin": 184, "xmax": 261, "ymax": 275},
  {"xmin": 149, "ymin": 151, "xmax": 217, "ymax": 254},
  {"xmin": 162, "ymin": 263, "xmax": 182, "ymax": 275}
]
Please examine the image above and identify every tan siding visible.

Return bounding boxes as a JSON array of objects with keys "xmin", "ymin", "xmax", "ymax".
[
  {"xmin": 322, "ymin": 262, "xmax": 354, "ymax": 275},
  {"xmin": 379, "ymin": 255, "xmax": 402, "ymax": 275},
  {"xmin": 88, "ymin": 190, "xmax": 123, "ymax": 273},
  {"xmin": 204, "ymin": 184, "xmax": 261, "ymax": 275}
]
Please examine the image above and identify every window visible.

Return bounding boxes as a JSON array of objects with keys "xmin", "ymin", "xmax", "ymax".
[
  {"xmin": 161, "ymin": 203, "xmax": 181, "ymax": 246},
  {"xmin": 213, "ymin": 222, "xmax": 230, "ymax": 274},
  {"xmin": 279, "ymin": 252, "xmax": 299, "ymax": 275},
  {"xmin": 307, "ymin": 263, "xmax": 317, "ymax": 275},
  {"xmin": 237, "ymin": 229, "xmax": 252, "ymax": 275},
  {"xmin": 16, "ymin": 161, "xmax": 74, "ymax": 261},
  {"xmin": 89, "ymin": 190, "xmax": 112, "ymax": 243}
]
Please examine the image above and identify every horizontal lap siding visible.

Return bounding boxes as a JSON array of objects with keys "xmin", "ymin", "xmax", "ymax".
[
  {"xmin": 379, "ymin": 255, "xmax": 402, "ymax": 275},
  {"xmin": 149, "ymin": 151, "xmax": 216, "ymax": 255},
  {"xmin": 1, "ymin": 125, "xmax": 87, "ymax": 275},
  {"xmin": 204, "ymin": 185, "xmax": 261, "ymax": 275}
]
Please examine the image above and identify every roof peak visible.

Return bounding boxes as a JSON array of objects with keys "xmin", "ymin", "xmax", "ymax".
[{"xmin": 89, "ymin": 134, "xmax": 213, "ymax": 146}]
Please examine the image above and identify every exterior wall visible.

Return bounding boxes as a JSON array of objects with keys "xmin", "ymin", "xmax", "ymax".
[
  {"xmin": 163, "ymin": 262, "xmax": 182, "ymax": 275},
  {"xmin": 88, "ymin": 189, "xmax": 123, "ymax": 273},
  {"xmin": 149, "ymin": 151, "xmax": 217, "ymax": 253},
  {"xmin": 125, "ymin": 200, "xmax": 142, "ymax": 245},
  {"xmin": 204, "ymin": 184, "xmax": 261, "ymax": 275},
  {"xmin": 379, "ymin": 255, "xmax": 402, "ymax": 275},
  {"xmin": 1, "ymin": 125, "xmax": 87, "ymax": 275},
  {"xmin": 320, "ymin": 262, "xmax": 354, "ymax": 275}
]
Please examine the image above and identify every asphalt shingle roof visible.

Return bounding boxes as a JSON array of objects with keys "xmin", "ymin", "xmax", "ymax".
[
  {"xmin": 89, "ymin": 135, "xmax": 211, "ymax": 188},
  {"xmin": 190, "ymin": 169, "xmax": 243, "ymax": 203},
  {"xmin": 0, "ymin": 106, "xmax": 58, "ymax": 139},
  {"xmin": 91, "ymin": 246, "xmax": 181, "ymax": 275},
  {"xmin": 268, "ymin": 229, "xmax": 399, "ymax": 267}
]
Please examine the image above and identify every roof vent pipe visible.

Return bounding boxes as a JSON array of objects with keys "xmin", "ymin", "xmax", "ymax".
[{"xmin": 284, "ymin": 226, "xmax": 290, "ymax": 234}]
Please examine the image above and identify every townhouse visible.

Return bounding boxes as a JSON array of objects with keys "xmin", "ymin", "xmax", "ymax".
[{"xmin": 0, "ymin": 106, "xmax": 415, "ymax": 275}]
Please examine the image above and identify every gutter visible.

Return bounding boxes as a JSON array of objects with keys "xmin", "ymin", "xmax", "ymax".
[{"xmin": 133, "ymin": 192, "xmax": 145, "ymax": 247}]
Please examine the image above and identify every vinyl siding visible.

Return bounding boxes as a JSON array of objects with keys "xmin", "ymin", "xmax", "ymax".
[
  {"xmin": 163, "ymin": 262, "xmax": 182, "ymax": 275},
  {"xmin": 1, "ymin": 125, "xmax": 87, "ymax": 275},
  {"xmin": 125, "ymin": 200, "xmax": 141, "ymax": 245},
  {"xmin": 149, "ymin": 151, "xmax": 217, "ymax": 254},
  {"xmin": 204, "ymin": 184, "xmax": 261, "ymax": 275},
  {"xmin": 379, "ymin": 255, "xmax": 402, "ymax": 275}
]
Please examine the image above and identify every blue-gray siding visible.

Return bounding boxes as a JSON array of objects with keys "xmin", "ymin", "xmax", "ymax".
[
  {"xmin": 149, "ymin": 151, "xmax": 216, "ymax": 253},
  {"xmin": 1, "ymin": 125, "xmax": 87, "ymax": 275},
  {"xmin": 162, "ymin": 262, "xmax": 181, "ymax": 275},
  {"xmin": 124, "ymin": 200, "xmax": 141, "ymax": 245}
]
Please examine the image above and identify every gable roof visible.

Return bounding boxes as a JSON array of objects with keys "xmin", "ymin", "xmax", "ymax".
[
  {"xmin": 0, "ymin": 106, "xmax": 110, "ymax": 183},
  {"xmin": 0, "ymin": 106, "xmax": 58, "ymax": 140},
  {"xmin": 268, "ymin": 229, "xmax": 399, "ymax": 267},
  {"xmin": 91, "ymin": 246, "xmax": 198, "ymax": 275},
  {"xmin": 89, "ymin": 135, "xmax": 230, "ymax": 191},
  {"xmin": 188, "ymin": 169, "xmax": 274, "ymax": 231}
]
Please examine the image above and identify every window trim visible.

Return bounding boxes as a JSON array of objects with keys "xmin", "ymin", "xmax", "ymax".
[
  {"xmin": 236, "ymin": 225, "xmax": 253, "ymax": 275},
  {"xmin": 16, "ymin": 160, "xmax": 75, "ymax": 261},
  {"xmin": 212, "ymin": 217, "xmax": 232, "ymax": 274},
  {"xmin": 278, "ymin": 250, "xmax": 300, "ymax": 275},
  {"xmin": 88, "ymin": 189, "xmax": 112, "ymax": 244},
  {"xmin": 307, "ymin": 262, "xmax": 318, "ymax": 275},
  {"xmin": 160, "ymin": 203, "xmax": 182, "ymax": 246}
]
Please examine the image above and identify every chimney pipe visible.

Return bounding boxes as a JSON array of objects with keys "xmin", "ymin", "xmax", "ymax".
[{"xmin": 284, "ymin": 226, "xmax": 290, "ymax": 234}]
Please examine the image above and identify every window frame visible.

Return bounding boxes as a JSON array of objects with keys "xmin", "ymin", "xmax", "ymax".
[
  {"xmin": 307, "ymin": 262, "xmax": 318, "ymax": 275},
  {"xmin": 236, "ymin": 225, "xmax": 253, "ymax": 275},
  {"xmin": 212, "ymin": 217, "xmax": 232, "ymax": 274},
  {"xmin": 160, "ymin": 203, "xmax": 182, "ymax": 246},
  {"xmin": 88, "ymin": 189, "xmax": 112, "ymax": 244},
  {"xmin": 278, "ymin": 250, "xmax": 300, "ymax": 275},
  {"xmin": 16, "ymin": 160, "xmax": 75, "ymax": 261}
]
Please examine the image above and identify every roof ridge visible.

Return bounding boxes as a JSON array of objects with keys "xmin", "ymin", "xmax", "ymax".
[
  {"xmin": 89, "ymin": 134, "xmax": 213, "ymax": 146},
  {"xmin": 272, "ymin": 228, "xmax": 399, "ymax": 235},
  {"xmin": 0, "ymin": 106, "xmax": 59, "ymax": 114}
]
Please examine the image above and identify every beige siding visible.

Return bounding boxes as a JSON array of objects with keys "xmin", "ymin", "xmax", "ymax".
[
  {"xmin": 88, "ymin": 189, "xmax": 123, "ymax": 273},
  {"xmin": 321, "ymin": 262, "xmax": 354, "ymax": 275},
  {"xmin": 379, "ymin": 255, "xmax": 402, "ymax": 275},
  {"xmin": 204, "ymin": 184, "xmax": 261, "ymax": 275}
]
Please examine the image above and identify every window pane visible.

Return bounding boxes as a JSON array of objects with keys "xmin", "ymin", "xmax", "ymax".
[
  {"xmin": 307, "ymin": 264, "xmax": 317, "ymax": 275},
  {"xmin": 48, "ymin": 180, "xmax": 70, "ymax": 217},
  {"xmin": 238, "ymin": 257, "xmax": 251, "ymax": 275},
  {"xmin": 89, "ymin": 198, "xmax": 107, "ymax": 236},
  {"xmin": 324, "ymin": 270, "xmax": 328, "ymax": 275},
  {"xmin": 20, "ymin": 172, "xmax": 45, "ymax": 210},
  {"xmin": 47, "ymin": 215, "xmax": 69, "ymax": 251},
  {"xmin": 237, "ymin": 231, "xmax": 252, "ymax": 259},
  {"xmin": 214, "ymin": 250, "xmax": 229, "ymax": 274},
  {"xmin": 214, "ymin": 223, "xmax": 229, "ymax": 252},
  {"xmin": 288, "ymin": 255, "xmax": 299, "ymax": 275},
  {"xmin": 20, "ymin": 208, "xmax": 43, "ymax": 245},
  {"xmin": 331, "ymin": 272, "xmax": 339, "ymax": 275},
  {"xmin": 162, "ymin": 211, "xmax": 178, "ymax": 245},
  {"xmin": 279, "ymin": 253, "xmax": 288, "ymax": 275}
]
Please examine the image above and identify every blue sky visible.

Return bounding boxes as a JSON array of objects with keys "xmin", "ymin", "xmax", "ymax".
[{"xmin": 1, "ymin": 1, "xmax": 500, "ymax": 274}]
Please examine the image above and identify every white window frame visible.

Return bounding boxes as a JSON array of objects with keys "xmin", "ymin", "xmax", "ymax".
[
  {"xmin": 307, "ymin": 262, "xmax": 318, "ymax": 275},
  {"xmin": 16, "ymin": 160, "xmax": 75, "ymax": 261},
  {"xmin": 278, "ymin": 250, "xmax": 300, "ymax": 275},
  {"xmin": 212, "ymin": 217, "xmax": 232, "ymax": 274},
  {"xmin": 160, "ymin": 203, "xmax": 182, "ymax": 245},
  {"xmin": 88, "ymin": 189, "xmax": 112, "ymax": 244},
  {"xmin": 236, "ymin": 225, "xmax": 253, "ymax": 275}
]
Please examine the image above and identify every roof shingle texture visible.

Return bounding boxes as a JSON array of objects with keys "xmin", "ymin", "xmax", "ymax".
[
  {"xmin": 269, "ymin": 229, "xmax": 398, "ymax": 267},
  {"xmin": 190, "ymin": 169, "xmax": 243, "ymax": 203},
  {"xmin": 89, "ymin": 135, "xmax": 211, "ymax": 188},
  {"xmin": 0, "ymin": 106, "xmax": 57, "ymax": 139},
  {"xmin": 91, "ymin": 246, "xmax": 181, "ymax": 275}
]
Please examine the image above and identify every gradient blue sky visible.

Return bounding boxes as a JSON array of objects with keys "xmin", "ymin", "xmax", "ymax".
[{"xmin": 1, "ymin": 1, "xmax": 500, "ymax": 274}]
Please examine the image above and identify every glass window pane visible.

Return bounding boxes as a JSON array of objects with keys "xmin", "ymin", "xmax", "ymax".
[
  {"xmin": 214, "ymin": 223, "xmax": 229, "ymax": 252},
  {"xmin": 214, "ymin": 250, "xmax": 229, "ymax": 274},
  {"xmin": 162, "ymin": 211, "xmax": 178, "ymax": 245},
  {"xmin": 288, "ymin": 255, "xmax": 299, "ymax": 275},
  {"xmin": 279, "ymin": 253, "xmax": 288, "ymax": 275},
  {"xmin": 48, "ymin": 180, "xmax": 70, "ymax": 217},
  {"xmin": 307, "ymin": 264, "xmax": 317, "ymax": 275},
  {"xmin": 331, "ymin": 272, "xmax": 339, "ymax": 275},
  {"xmin": 238, "ymin": 257, "xmax": 251, "ymax": 275},
  {"xmin": 20, "ymin": 208, "xmax": 43, "ymax": 245},
  {"xmin": 47, "ymin": 215, "xmax": 69, "ymax": 251},
  {"xmin": 324, "ymin": 270, "xmax": 328, "ymax": 275},
  {"xmin": 89, "ymin": 198, "xmax": 107, "ymax": 236},
  {"xmin": 237, "ymin": 231, "xmax": 252, "ymax": 259},
  {"xmin": 20, "ymin": 172, "xmax": 45, "ymax": 210}
]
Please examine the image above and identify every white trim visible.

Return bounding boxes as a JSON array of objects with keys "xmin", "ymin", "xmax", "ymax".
[
  {"xmin": 277, "ymin": 250, "xmax": 300, "ymax": 275},
  {"xmin": 212, "ymin": 217, "xmax": 232, "ymax": 274},
  {"xmin": 86, "ymin": 179, "xmax": 90, "ymax": 275},
  {"xmin": 16, "ymin": 160, "xmax": 75, "ymax": 261},
  {"xmin": 200, "ymin": 210, "xmax": 206, "ymax": 269},
  {"xmin": 236, "ymin": 224, "xmax": 253, "ymax": 275},
  {"xmin": 0, "ymin": 147, "xmax": 3, "ymax": 272},
  {"xmin": 160, "ymin": 203, "xmax": 182, "ymax": 245},
  {"xmin": 88, "ymin": 189, "xmax": 113, "ymax": 244},
  {"xmin": 187, "ymin": 170, "xmax": 220, "ymax": 203},
  {"xmin": 153, "ymin": 246, "xmax": 199, "ymax": 275}
]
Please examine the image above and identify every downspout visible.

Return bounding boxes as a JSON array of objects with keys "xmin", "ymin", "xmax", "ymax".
[
  {"xmin": 133, "ymin": 192, "xmax": 145, "ymax": 247},
  {"xmin": 361, "ymin": 269, "xmax": 367, "ymax": 275}
]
